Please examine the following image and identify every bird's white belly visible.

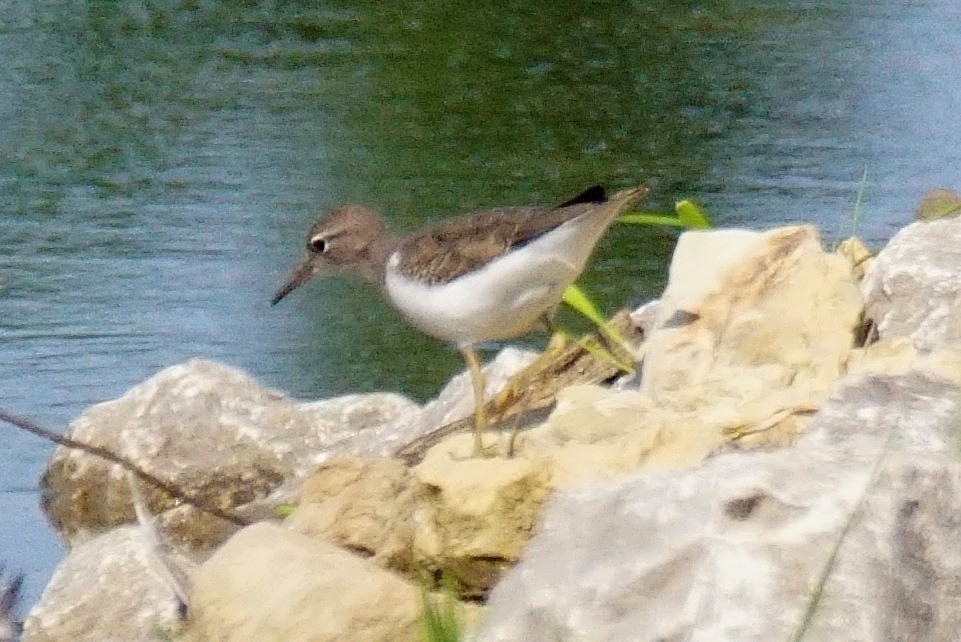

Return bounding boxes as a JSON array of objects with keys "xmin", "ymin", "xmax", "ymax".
[{"xmin": 383, "ymin": 223, "xmax": 595, "ymax": 346}]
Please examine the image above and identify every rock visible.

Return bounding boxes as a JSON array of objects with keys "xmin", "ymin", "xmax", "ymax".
[
  {"xmin": 641, "ymin": 226, "xmax": 861, "ymax": 426},
  {"xmin": 862, "ymin": 215, "xmax": 961, "ymax": 351},
  {"xmin": 23, "ymin": 526, "xmax": 185, "ymax": 642},
  {"xmin": 476, "ymin": 371, "xmax": 961, "ymax": 641},
  {"xmin": 412, "ymin": 441, "xmax": 551, "ymax": 596},
  {"xmin": 288, "ymin": 448, "xmax": 551, "ymax": 599},
  {"xmin": 884, "ymin": 461, "xmax": 961, "ymax": 640},
  {"xmin": 528, "ymin": 383, "xmax": 725, "ymax": 477},
  {"xmin": 836, "ymin": 235, "xmax": 873, "ymax": 281},
  {"xmin": 40, "ymin": 358, "xmax": 419, "ymax": 547},
  {"xmin": 845, "ymin": 336, "xmax": 961, "ymax": 386},
  {"xmin": 186, "ymin": 522, "xmax": 421, "ymax": 642},
  {"xmin": 286, "ymin": 456, "xmax": 416, "ymax": 573}
]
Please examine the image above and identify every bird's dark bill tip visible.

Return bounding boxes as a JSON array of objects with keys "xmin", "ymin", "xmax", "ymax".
[{"xmin": 271, "ymin": 261, "xmax": 314, "ymax": 305}]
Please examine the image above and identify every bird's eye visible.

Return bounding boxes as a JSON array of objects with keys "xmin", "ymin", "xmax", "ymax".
[{"xmin": 309, "ymin": 235, "xmax": 328, "ymax": 253}]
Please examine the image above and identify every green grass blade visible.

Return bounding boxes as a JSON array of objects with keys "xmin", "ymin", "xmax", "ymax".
[
  {"xmin": 789, "ymin": 425, "xmax": 894, "ymax": 642},
  {"xmin": 420, "ymin": 576, "xmax": 462, "ymax": 642},
  {"xmin": 562, "ymin": 284, "xmax": 607, "ymax": 327},
  {"xmin": 561, "ymin": 285, "xmax": 636, "ymax": 373},
  {"xmin": 674, "ymin": 199, "xmax": 711, "ymax": 229},
  {"xmin": 618, "ymin": 212, "xmax": 689, "ymax": 227},
  {"xmin": 618, "ymin": 201, "xmax": 711, "ymax": 230}
]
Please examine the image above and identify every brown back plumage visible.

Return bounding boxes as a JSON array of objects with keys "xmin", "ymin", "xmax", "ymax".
[{"xmin": 395, "ymin": 186, "xmax": 645, "ymax": 284}]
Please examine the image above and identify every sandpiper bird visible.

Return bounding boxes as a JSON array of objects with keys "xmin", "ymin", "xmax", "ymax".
[{"xmin": 272, "ymin": 184, "xmax": 648, "ymax": 455}]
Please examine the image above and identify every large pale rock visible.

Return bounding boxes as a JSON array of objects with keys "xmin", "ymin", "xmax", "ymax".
[
  {"xmin": 527, "ymin": 382, "xmax": 735, "ymax": 472},
  {"xmin": 186, "ymin": 522, "xmax": 421, "ymax": 642},
  {"xmin": 23, "ymin": 526, "xmax": 184, "ymax": 642},
  {"xmin": 41, "ymin": 359, "xmax": 419, "ymax": 547},
  {"xmin": 862, "ymin": 215, "xmax": 961, "ymax": 351},
  {"xmin": 642, "ymin": 226, "xmax": 861, "ymax": 423},
  {"xmin": 477, "ymin": 371, "xmax": 961, "ymax": 642}
]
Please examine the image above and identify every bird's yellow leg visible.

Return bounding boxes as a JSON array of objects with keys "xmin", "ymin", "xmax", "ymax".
[{"xmin": 460, "ymin": 345, "xmax": 488, "ymax": 457}]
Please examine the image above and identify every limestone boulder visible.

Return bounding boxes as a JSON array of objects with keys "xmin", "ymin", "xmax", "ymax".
[
  {"xmin": 862, "ymin": 214, "xmax": 961, "ymax": 351},
  {"xmin": 640, "ymin": 226, "xmax": 861, "ymax": 429},
  {"xmin": 186, "ymin": 522, "xmax": 421, "ymax": 642},
  {"xmin": 22, "ymin": 526, "xmax": 187, "ymax": 642},
  {"xmin": 412, "ymin": 443, "xmax": 551, "ymax": 596},
  {"xmin": 476, "ymin": 371, "xmax": 961, "ymax": 641},
  {"xmin": 40, "ymin": 358, "xmax": 419, "ymax": 548}
]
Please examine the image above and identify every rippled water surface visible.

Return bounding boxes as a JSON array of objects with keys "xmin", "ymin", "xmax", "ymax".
[{"xmin": 2, "ymin": 0, "xmax": 961, "ymax": 611}]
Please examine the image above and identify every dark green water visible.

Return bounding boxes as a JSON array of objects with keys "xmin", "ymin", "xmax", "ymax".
[{"xmin": 2, "ymin": 0, "xmax": 960, "ymax": 610}]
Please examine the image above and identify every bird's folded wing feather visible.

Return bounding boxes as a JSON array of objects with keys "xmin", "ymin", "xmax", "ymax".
[{"xmin": 397, "ymin": 203, "xmax": 599, "ymax": 284}]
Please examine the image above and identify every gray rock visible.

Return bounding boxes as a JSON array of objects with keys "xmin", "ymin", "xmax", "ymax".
[
  {"xmin": 41, "ymin": 358, "xmax": 420, "ymax": 547},
  {"xmin": 862, "ymin": 215, "xmax": 961, "ymax": 351},
  {"xmin": 880, "ymin": 461, "xmax": 961, "ymax": 641},
  {"xmin": 477, "ymin": 372, "xmax": 961, "ymax": 642},
  {"xmin": 23, "ymin": 526, "xmax": 185, "ymax": 642}
]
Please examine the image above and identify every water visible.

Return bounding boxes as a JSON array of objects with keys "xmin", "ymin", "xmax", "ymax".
[{"xmin": 2, "ymin": 0, "xmax": 960, "ymax": 614}]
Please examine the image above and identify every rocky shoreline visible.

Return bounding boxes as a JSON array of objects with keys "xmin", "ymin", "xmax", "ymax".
[{"xmin": 23, "ymin": 215, "xmax": 961, "ymax": 641}]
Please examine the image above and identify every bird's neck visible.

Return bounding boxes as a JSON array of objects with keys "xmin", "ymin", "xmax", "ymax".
[{"xmin": 357, "ymin": 234, "xmax": 403, "ymax": 286}]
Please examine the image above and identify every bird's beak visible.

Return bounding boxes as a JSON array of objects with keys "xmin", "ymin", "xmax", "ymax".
[{"xmin": 271, "ymin": 258, "xmax": 317, "ymax": 305}]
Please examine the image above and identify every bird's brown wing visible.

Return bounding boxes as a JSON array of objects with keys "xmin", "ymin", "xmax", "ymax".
[
  {"xmin": 395, "ymin": 185, "xmax": 647, "ymax": 285},
  {"xmin": 396, "ymin": 203, "xmax": 598, "ymax": 285}
]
